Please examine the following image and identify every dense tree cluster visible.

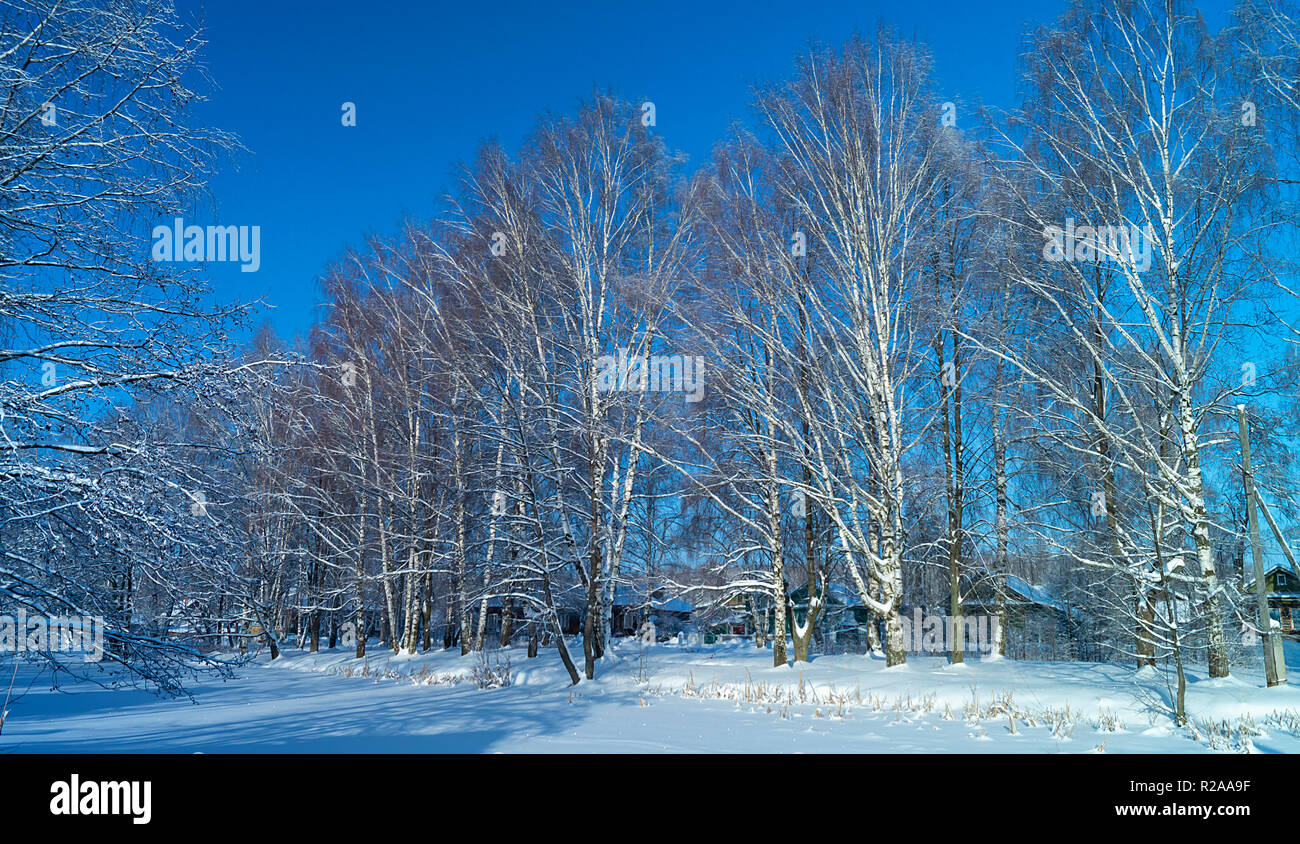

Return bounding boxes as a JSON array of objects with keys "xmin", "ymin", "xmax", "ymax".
[{"xmin": 6, "ymin": 1, "xmax": 1300, "ymax": 710}]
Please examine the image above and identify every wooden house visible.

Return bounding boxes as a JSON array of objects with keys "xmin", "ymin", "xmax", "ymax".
[
  {"xmin": 610, "ymin": 588, "xmax": 693, "ymax": 638},
  {"xmin": 1245, "ymin": 564, "xmax": 1300, "ymax": 633}
]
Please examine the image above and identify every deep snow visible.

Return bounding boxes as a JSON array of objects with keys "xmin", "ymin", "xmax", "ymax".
[{"xmin": 6, "ymin": 639, "xmax": 1300, "ymax": 753}]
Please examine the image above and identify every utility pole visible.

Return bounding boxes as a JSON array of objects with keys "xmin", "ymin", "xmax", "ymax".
[{"xmin": 1237, "ymin": 405, "xmax": 1287, "ymax": 686}]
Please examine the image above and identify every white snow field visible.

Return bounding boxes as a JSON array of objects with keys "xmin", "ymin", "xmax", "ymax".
[{"xmin": 7, "ymin": 640, "xmax": 1300, "ymax": 753}]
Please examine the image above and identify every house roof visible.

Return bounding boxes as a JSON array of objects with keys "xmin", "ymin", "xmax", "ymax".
[
  {"xmin": 1004, "ymin": 575, "xmax": 1068, "ymax": 613},
  {"xmin": 826, "ymin": 582, "xmax": 867, "ymax": 607},
  {"xmin": 963, "ymin": 571, "xmax": 1081, "ymax": 620},
  {"xmin": 1245, "ymin": 563, "xmax": 1300, "ymax": 588},
  {"xmin": 612, "ymin": 588, "xmax": 693, "ymax": 613},
  {"xmin": 789, "ymin": 582, "xmax": 866, "ymax": 607}
]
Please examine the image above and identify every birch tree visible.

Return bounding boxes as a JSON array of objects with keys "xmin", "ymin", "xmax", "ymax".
[{"xmin": 987, "ymin": 0, "xmax": 1274, "ymax": 676}]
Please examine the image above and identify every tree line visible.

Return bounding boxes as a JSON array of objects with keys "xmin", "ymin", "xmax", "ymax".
[{"xmin": 5, "ymin": 0, "xmax": 1300, "ymax": 703}]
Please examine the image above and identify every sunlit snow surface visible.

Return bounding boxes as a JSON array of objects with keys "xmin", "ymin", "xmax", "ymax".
[{"xmin": 7, "ymin": 640, "xmax": 1300, "ymax": 753}]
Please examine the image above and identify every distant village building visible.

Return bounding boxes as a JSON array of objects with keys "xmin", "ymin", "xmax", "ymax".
[
  {"xmin": 484, "ymin": 588, "xmax": 694, "ymax": 641},
  {"xmin": 1245, "ymin": 564, "xmax": 1300, "ymax": 633},
  {"xmin": 710, "ymin": 583, "xmax": 876, "ymax": 652},
  {"xmin": 789, "ymin": 582, "xmax": 875, "ymax": 653},
  {"xmin": 960, "ymin": 571, "xmax": 1083, "ymax": 661},
  {"xmin": 610, "ymin": 589, "xmax": 693, "ymax": 638}
]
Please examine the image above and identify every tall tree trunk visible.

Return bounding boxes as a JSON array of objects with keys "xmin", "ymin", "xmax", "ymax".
[
  {"xmin": 354, "ymin": 515, "xmax": 367, "ymax": 659},
  {"xmin": 790, "ymin": 458, "xmax": 821, "ymax": 663},
  {"xmin": 421, "ymin": 572, "xmax": 433, "ymax": 653},
  {"xmin": 583, "ymin": 433, "xmax": 607, "ymax": 677},
  {"xmin": 865, "ymin": 576, "xmax": 883, "ymax": 655},
  {"xmin": 747, "ymin": 591, "xmax": 766, "ymax": 648},
  {"xmin": 880, "ymin": 553, "xmax": 906, "ymax": 666},
  {"xmin": 992, "ymin": 366, "xmax": 1009, "ymax": 658},
  {"xmin": 764, "ymin": 474, "xmax": 789, "ymax": 667},
  {"xmin": 938, "ymin": 327, "xmax": 965, "ymax": 664},
  {"xmin": 452, "ymin": 434, "xmax": 473, "ymax": 657},
  {"xmin": 542, "ymin": 567, "xmax": 581, "ymax": 685},
  {"xmin": 1179, "ymin": 386, "xmax": 1229, "ymax": 678},
  {"xmin": 500, "ymin": 598, "xmax": 515, "ymax": 648}
]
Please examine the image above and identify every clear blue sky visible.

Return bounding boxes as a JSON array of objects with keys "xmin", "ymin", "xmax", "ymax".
[{"xmin": 177, "ymin": 0, "xmax": 1236, "ymax": 344}]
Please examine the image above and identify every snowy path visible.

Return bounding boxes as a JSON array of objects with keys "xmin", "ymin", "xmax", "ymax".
[{"xmin": 7, "ymin": 642, "xmax": 1300, "ymax": 753}]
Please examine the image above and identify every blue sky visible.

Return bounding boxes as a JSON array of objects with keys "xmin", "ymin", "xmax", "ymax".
[{"xmin": 177, "ymin": 0, "xmax": 1236, "ymax": 344}]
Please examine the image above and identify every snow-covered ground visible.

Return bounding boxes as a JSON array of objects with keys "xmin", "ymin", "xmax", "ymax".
[{"xmin": 7, "ymin": 640, "xmax": 1300, "ymax": 753}]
